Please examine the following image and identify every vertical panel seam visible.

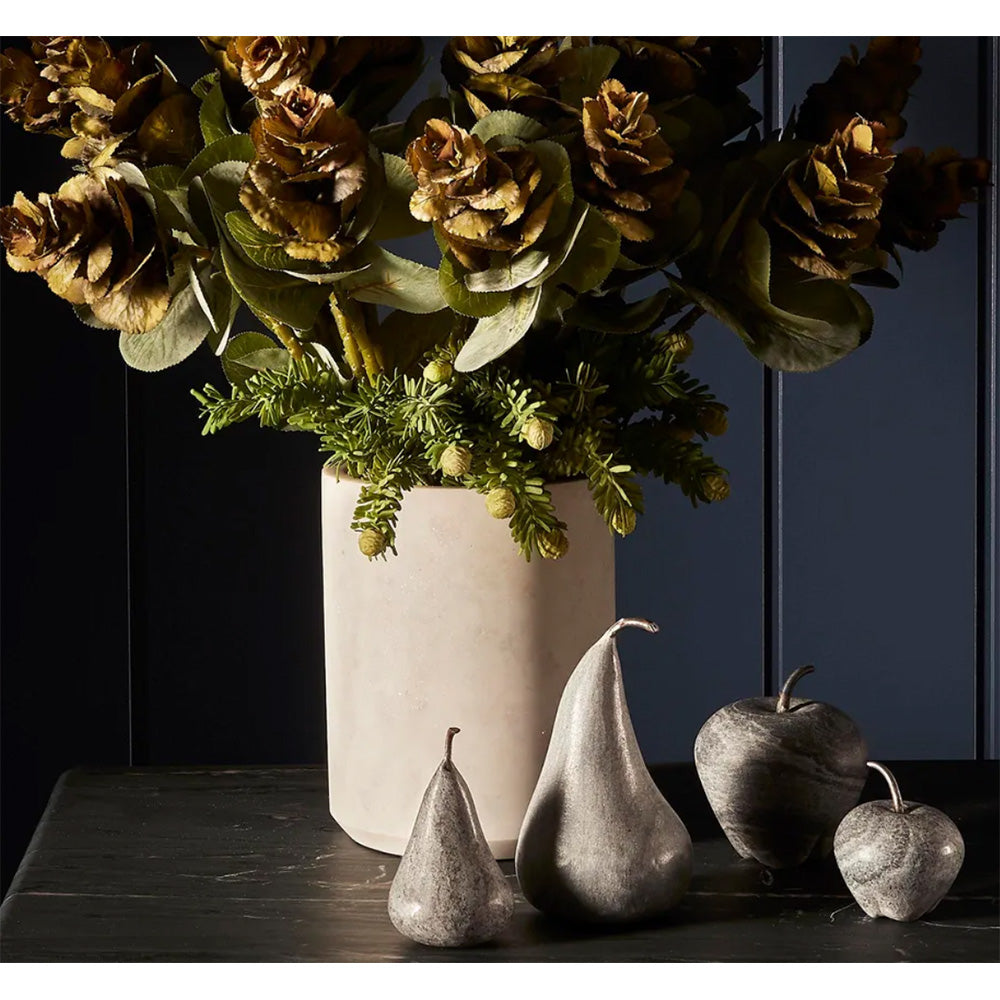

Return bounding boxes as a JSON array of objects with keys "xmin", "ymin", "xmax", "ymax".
[
  {"xmin": 762, "ymin": 37, "xmax": 785, "ymax": 698},
  {"xmin": 976, "ymin": 36, "xmax": 999, "ymax": 760},
  {"xmin": 125, "ymin": 369, "xmax": 133, "ymax": 767}
]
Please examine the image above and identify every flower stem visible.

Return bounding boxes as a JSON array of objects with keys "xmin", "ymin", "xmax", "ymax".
[{"xmin": 330, "ymin": 290, "xmax": 382, "ymax": 383}]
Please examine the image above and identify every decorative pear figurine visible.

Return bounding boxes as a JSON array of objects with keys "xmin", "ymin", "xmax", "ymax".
[
  {"xmin": 388, "ymin": 727, "xmax": 514, "ymax": 947},
  {"xmin": 515, "ymin": 618, "xmax": 692, "ymax": 923}
]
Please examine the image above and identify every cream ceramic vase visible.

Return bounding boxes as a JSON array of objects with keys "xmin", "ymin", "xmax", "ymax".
[{"xmin": 321, "ymin": 469, "xmax": 615, "ymax": 859}]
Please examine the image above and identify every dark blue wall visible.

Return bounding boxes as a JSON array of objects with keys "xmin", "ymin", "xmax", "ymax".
[{"xmin": 2, "ymin": 37, "xmax": 997, "ymax": 895}]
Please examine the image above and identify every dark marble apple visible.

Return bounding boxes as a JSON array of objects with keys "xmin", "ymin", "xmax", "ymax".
[
  {"xmin": 694, "ymin": 665, "xmax": 868, "ymax": 868},
  {"xmin": 834, "ymin": 761, "xmax": 965, "ymax": 921}
]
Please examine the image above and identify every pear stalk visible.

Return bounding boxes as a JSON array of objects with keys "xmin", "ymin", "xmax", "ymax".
[
  {"xmin": 444, "ymin": 726, "xmax": 460, "ymax": 767},
  {"xmin": 603, "ymin": 617, "xmax": 660, "ymax": 640}
]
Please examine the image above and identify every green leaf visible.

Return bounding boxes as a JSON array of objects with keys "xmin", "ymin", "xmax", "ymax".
[
  {"xmin": 439, "ymin": 253, "xmax": 509, "ymax": 317},
  {"xmin": 218, "ymin": 236, "xmax": 332, "ymax": 331},
  {"xmin": 527, "ymin": 202, "xmax": 589, "ymax": 287},
  {"xmin": 471, "ymin": 110, "xmax": 548, "ymax": 144},
  {"xmin": 684, "ymin": 221, "xmax": 874, "ymax": 372},
  {"xmin": 454, "ymin": 284, "xmax": 542, "ymax": 371},
  {"xmin": 199, "ymin": 77, "xmax": 233, "ymax": 145},
  {"xmin": 336, "ymin": 244, "xmax": 446, "ymax": 314},
  {"xmin": 221, "ymin": 331, "xmax": 286, "ymax": 385},
  {"xmin": 370, "ymin": 308, "xmax": 455, "ymax": 374},
  {"xmin": 548, "ymin": 206, "xmax": 620, "ymax": 293},
  {"xmin": 558, "ymin": 45, "xmax": 620, "ymax": 108},
  {"xmin": 189, "ymin": 260, "xmax": 238, "ymax": 354},
  {"xmin": 179, "ymin": 134, "xmax": 253, "ymax": 186},
  {"xmin": 118, "ymin": 282, "xmax": 211, "ymax": 372},
  {"xmin": 565, "ymin": 287, "xmax": 676, "ymax": 334},
  {"xmin": 201, "ymin": 160, "xmax": 247, "ymax": 219},
  {"xmin": 368, "ymin": 153, "xmax": 427, "ymax": 241},
  {"xmin": 464, "ymin": 250, "xmax": 550, "ymax": 293},
  {"xmin": 527, "ymin": 138, "xmax": 574, "ymax": 242},
  {"xmin": 191, "ymin": 72, "xmax": 216, "ymax": 101}
]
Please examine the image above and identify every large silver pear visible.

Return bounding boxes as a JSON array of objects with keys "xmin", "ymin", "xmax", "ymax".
[{"xmin": 515, "ymin": 618, "xmax": 692, "ymax": 923}]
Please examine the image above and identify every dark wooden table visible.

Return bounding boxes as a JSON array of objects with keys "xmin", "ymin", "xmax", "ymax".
[{"xmin": 1, "ymin": 762, "xmax": 997, "ymax": 962}]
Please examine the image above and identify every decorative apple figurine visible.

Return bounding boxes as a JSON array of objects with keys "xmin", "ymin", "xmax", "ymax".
[
  {"xmin": 694, "ymin": 665, "xmax": 868, "ymax": 868},
  {"xmin": 834, "ymin": 761, "xmax": 965, "ymax": 921}
]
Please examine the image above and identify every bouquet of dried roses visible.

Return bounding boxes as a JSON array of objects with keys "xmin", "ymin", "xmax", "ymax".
[{"xmin": 1, "ymin": 36, "xmax": 989, "ymax": 557}]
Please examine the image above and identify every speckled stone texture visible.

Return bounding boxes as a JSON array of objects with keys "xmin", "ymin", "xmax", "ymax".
[
  {"xmin": 834, "ymin": 800, "xmax": 965, "ymax": 921},
  {"xmin": 694, "ymin": 695, "xmax": 868, "ymax": 868},
  {"xmin": 515, "ymin": 622, "xmax": 692, "ymax": 923},
  {"xmin": 387, "ymin": 750, "xmax": 514, "ymax": 947}
]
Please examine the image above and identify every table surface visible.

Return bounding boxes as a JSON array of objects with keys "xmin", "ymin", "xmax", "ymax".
[{"xmin": 1, "ymin": 761, "xmax": 997, "ymax": 962}]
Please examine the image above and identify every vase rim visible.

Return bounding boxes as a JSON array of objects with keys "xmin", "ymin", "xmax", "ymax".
[{"xmin": 321, "ymin": 465, "xmax": 587, "ymax": 491}]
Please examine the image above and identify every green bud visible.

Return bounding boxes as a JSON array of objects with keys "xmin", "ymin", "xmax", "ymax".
[
  {"xmin": 701, "ymin": 473, "xmax": 730, "ymax": 503},
  {"xmin": 610, "ymin": 507, "xmax": 637, "ymax": 536},
  {"xmin": 423, "ymin": 359, "xmax": 453, "ymax": 383},
  {"xmin": 440, "ymin": 443, "xmax": 473, "ymax": 477},
  {"xmin": 485, "ymin": 487, "xmax": 516, "ymax": 520},
  {"xmin": 358, "ymin": 528, "xmax": 386, "ymax": 558},
  {"xmin": 538, "ymin": 528, "xmax": 569, "ymax": 560},
  {"xmin": 522, "ymin": 416, "xmax": 555, "ymax": 450},
  {"xmin": 665, "ymin": 330, "xmax": 693, "ymax": 361},
  {"xmin": 701, "ymin": 404, "xmax": 728, "ymax": 437}
]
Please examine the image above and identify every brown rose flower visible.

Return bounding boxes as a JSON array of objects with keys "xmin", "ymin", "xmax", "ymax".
[
  {"xmin": 578, "ymin": 79, "xmax": 688, "ymax": 242},
  {"xmin": 3, "ymin": 37, "xmax": 198, "ymax": 167},
  {"xmin": 441, "ymin": 36, "xmax": 575, "ymax": 122},
  {"xmin": 879, "ymin": 146, "xmax": 991, "ymax": 253},
  {"xmin": 0, "ymin": 46, "xmax": 72, "ymax": 132},
  {"xmin": 226, "ymin": 36, "xmax": 326, "ymax": 101},
  {"xmin": 794, "ymin": 37, "xmax": 922, "ymax": 147},
  {"xmin": 239, "ymin": 87, "xmax": 370, "ymax": 262},
  {"xmin": 1, "ymin": 167, "xmax": 172, "ymax": 333},
  {"xmin": 406, "ymin": 118, "xmax": 556, "ymax": 271},
  {"xmin": 766, "ymin": 116, "xmax": 896, "ymax": 280},
  {"xmin": 595, "ymin": 37, "xmax": 762, "ymax": 103}
]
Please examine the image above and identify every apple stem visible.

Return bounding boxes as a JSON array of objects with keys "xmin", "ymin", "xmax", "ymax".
[
  {"xmin": 867, "ymin": 761, "xmax": 905, "ymax": 813},
  {"xmin": 604, "ymin": 617, "xmax": 660, "ymax": 640},
  {"xmin": 776, "ymin": 664, "xmax": 815, "ymax": 713},
  {"xmin": 444, "ymin": 727, "xmax": 460, "ymax": 766}
]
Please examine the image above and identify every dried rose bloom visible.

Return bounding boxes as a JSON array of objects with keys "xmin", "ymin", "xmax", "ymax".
[
  {"xmin": 879, "ymin": 147, "xmax": 991, "ymax": 253},
  {"xmin": 578, "ymin": 79, "xmax": 688, "ymax": 242},
  {"xmin": 0, "ymin": 46, "xmax": 72, "ymax": 132},
  {"xmin": 795, "ymin": 37, "xmax": 922, "ymax": 147},
  {"xmin": 406, "ymin": 118, "xmax": 556, "ymax": 271},
  {"xmin": 766, "ymin": 117, "xmax": 896, "ymax": 280},
  {"xmin": 2, "ymin": 37, "xmax": 198, "ymax": 168},
  {"xmin": 441, "ymin": 36, "xmax": 575, "ymax": 121},
  {"xmin": 239, "ymin": 87, "xmax": 370, "ymax": 262},
  {"xmin": 205, "ymin": 36, "xmax": 421, "ymax": 129},
  {"xmin": 1, "ymin": 167, "xmax": 172, "ymax": 333},
  {"xmin": 226, "ymin": 36, "xmax": 326, "ymax": 101},
  {"xmin": 596, "ymin": 37, "xmax": 762, "ymax": 103}
]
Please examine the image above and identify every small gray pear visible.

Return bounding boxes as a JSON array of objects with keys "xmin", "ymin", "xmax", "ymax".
[
  {"xmin": 834, "ymin": 762, "xmax": 965, "ymax": 922},
  {"xmin": 515, "ymin": 618, "xmax": 692, "ymax": 923},
  {"xmin": 388, "ymin": 727, "xmax": 514, "ymax": 947}
]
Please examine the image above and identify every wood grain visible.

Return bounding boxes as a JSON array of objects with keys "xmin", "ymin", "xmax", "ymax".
[{"xmin": 1, "ymin": 763, "xmax": 996, "ymax": 962}]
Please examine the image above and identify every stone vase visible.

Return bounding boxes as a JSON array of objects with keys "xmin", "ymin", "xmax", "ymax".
[{"xmin": 320, "ymin": 469, "xmax": 615, "ymax": 859}]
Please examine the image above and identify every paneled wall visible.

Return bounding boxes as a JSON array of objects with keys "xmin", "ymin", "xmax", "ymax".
[{"xmin": 2, "ymin": 37, "xmax": 997, "ymax": 894}]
